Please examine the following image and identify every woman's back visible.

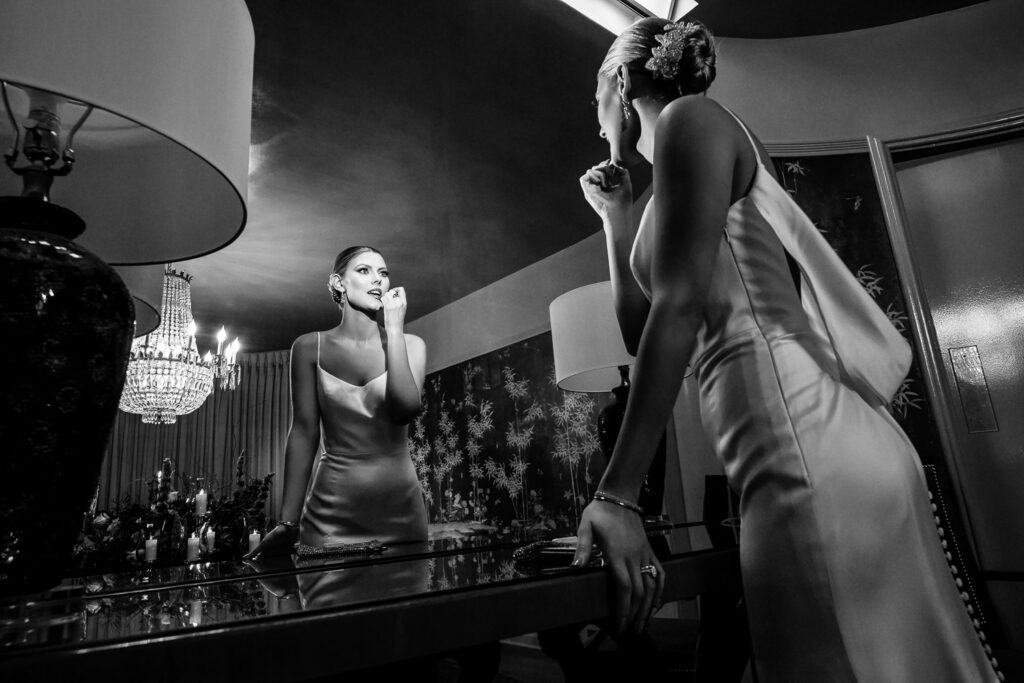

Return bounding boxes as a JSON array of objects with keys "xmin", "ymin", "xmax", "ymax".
[
  {"xmin": 630, "ymin": 109, "xmax": 820, "ymax": 375},
  {"xmin": 632, "ymin": 107, "xmax": 996, "ymax": 681}
]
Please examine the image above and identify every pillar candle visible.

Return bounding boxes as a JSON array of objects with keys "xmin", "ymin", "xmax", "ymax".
[
  {"xmin": 186, "ymin": 535, "xmax": 201, "ymax": 562},
  {"xmin": 189, "ymin": 599, "xmax": 203, "ymax": 627},
  {"xmin": 205, "ymin": 528, "xmax": 216, "ymax": 551},
  {"xmin": 195, "ymin": 490, "xmax": 208, "ymax": 516},
  {"xmin": 144, "ymin": 538, "xmax": 158, "ymax": 562},
  {"xmin": 248, "ymin": 531, "xmax": 261, "ymax": 553}
]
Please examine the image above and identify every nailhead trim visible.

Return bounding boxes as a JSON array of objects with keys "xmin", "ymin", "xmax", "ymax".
[{"xmin": 927, "ymin": 475, "xmax": 1003, "ymax": 679}]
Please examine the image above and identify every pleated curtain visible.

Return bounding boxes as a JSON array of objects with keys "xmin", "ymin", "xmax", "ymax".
[{"xmin": 97, "ymin": 350, "xmax": 292, "ymax": 518}]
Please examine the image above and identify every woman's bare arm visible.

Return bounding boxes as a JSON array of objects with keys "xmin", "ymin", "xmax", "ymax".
[
  {"xmin": 380, "ymin": 286, "xmax": 425, "ymax": 424},
  {"xmin": 598, "ymin": 97, "xmax": 735, "ymax": 499},
  {"xmin": 278, "ymin": 333, "xmax": 322, "ymax": 523},
  {"xmin": 245, "ymin": 334, "xmax": 321, "ymax": 558},
  {"xmin": 384, "ymin": 332, "xmax": 426, "ymax": 424},
  {"xmin": 581, "ymin": 162, "xmax": 651, "ymax": 355},
  {"xmin": 575, "ymin": 96, "xmax": 741, "ymax": 632}
]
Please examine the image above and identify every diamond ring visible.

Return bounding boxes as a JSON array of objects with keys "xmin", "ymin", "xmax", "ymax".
[{"xmin": 640, "ymin": 564, "xmax": 658, "ymax": 579}]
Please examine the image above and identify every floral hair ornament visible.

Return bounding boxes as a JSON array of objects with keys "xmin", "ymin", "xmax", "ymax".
[{"xmin": 644, "ymin": 21, "xmax": 699, "ymax": 82}]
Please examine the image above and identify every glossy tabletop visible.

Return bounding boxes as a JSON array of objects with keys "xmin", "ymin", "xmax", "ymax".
[{"xmin": 0, "ymin": 521, "xmax": 740, "ymax": 682}]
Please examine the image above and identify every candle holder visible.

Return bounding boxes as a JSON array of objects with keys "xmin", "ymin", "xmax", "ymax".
[
  {"xmin": 188, "ymin": 476, "xmax": 209, "ymax": 516},
  {"xmin": 194, "ymin": 488, "xmax": 209, "ymax": 517},
  {"xmin": 185, "ymin": 533, "xmax": 202, "ymax": 563},
  {"xmin": 245, "ymin": 522, "xmax": 263, "ymax": 556},
  {"xmin": 188, "ymin": 596, "xmax": 204, "ymax": 627},
  {"xmin": 133, "ymin": 521, "xmax": 154, "ymax": 564},
  {"xmin": 143, "ymin": 535, "xmax": 158, "ymax": 564},
  {"xmin": 199, "ymin": 520, "xmax": 217, "ymax": 556}
]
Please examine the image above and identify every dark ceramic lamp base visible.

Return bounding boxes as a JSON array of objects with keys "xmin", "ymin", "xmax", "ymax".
[{"xmin": 0, "ymin": 196, "xmax": 134, "ymax": 596}]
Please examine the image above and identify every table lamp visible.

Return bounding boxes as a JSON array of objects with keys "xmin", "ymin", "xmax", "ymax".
[
  {"xmin": 549, "ymin": 282, "xmax": 667, "ymax": 521},
  {"xmin": 0, "ymin": 0, "xmax": 253, "ymax": 594},
  {"xmin": 116, "ymin": 265, "xmax": 166, "ymax": 338}
]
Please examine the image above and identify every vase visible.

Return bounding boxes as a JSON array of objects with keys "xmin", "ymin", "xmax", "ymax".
[{"xmin": 0, "ymin": 196, "xmax": 134, "ymax": 596}]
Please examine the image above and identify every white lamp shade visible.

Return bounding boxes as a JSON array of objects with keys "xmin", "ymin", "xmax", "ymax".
[
  {"xmin": 550, "ymin": 281, "xmax": 635, "ymax": 392},
  {"xmin": 0, "ymin": 0, "xmax": 254, "ymax": 264}
]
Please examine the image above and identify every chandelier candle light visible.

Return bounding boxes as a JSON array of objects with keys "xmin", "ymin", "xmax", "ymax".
[
  {"xmin": 119, "ymin": 264, "xmax": 240, "ymax": 424},
  {"xmin": 208, "ymin": 326, "xmax": 241, "ymax": 391}
]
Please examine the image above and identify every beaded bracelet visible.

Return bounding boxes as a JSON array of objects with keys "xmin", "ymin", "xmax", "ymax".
[{"xmin": 593, "ymin": 490, "xmax": 644, "ymax": 516}]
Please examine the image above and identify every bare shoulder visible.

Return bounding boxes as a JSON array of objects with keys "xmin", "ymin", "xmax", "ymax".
[
  {"xmin": 404, "ymin": 333, "xmax": 426, "ymax": 352},
  {"xmin": 658, "ymin": 95, "xmax": 733, "ymax": 130},
  {"xmin": 290, "ymin": 332, "xmax": 319, "ymax": 362},
  {"xmin": 655, "ymin": 96, "xmax": 742, "ymax": 166}
]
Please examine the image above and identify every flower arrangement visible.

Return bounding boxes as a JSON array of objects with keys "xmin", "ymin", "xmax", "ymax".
[{"xmin": 72, "ymin": 452, "xmax": 274, "ymax": 574}]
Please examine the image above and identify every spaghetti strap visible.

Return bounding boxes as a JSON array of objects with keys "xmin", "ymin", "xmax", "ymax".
[
  {"xmin": 316, "ymin": 331, "xmax": 321, "ymax": 367},
  {"xmin": 722, "ymin": 107, "xmax": 762, "ymax": 167}
]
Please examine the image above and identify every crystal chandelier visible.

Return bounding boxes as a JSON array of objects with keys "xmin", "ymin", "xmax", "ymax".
[{"xmin": 119, "ymin": 264, "xmax": 240, "ymax": 424}]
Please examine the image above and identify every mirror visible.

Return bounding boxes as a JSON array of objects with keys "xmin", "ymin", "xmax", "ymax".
[{"xmin": 84, "ymin": 0, "xmax": 625, "ymax": 580}]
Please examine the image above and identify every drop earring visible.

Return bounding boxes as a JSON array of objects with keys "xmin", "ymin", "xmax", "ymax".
[{"xmin": 620, "ymin": 96, "xmax": 632, "ymax": 120}]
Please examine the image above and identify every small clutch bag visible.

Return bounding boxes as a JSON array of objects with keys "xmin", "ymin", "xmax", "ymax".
[{"xmin": 293, "ymin": 539, "xmax": 387, "ymax": 558}]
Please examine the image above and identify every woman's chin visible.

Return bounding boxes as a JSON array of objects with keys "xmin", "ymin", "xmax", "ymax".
[
  {"xmin": 348, "ymin": 301, "xmax": 382, "ymax": 315},
  {"xmin": 614, "ymin": 148, "xmax": 646, "ymax": 167}
]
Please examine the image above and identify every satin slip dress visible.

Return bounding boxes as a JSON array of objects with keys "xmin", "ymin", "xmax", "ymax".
[
  {"xmin": 629, "ymin": 108, "xmax": 998, "ymax": 682},
  {"xmin": 298, "ymin": 332, "xmax": 428, "ymax": 547}
]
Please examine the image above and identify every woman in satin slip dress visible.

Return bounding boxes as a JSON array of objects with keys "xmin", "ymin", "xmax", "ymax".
[
  {"xmin": 571, "ymin": 18, "xmax": 1000, "ymax": 682},
  {"xmin": 247, "ymin": 246, "xmax": 428, "ymax": 558}
]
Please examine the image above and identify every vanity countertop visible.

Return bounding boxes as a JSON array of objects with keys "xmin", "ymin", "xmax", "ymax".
[{"xmin": 0, "ymin": 521, "xmax": 739, "ymax": 682}]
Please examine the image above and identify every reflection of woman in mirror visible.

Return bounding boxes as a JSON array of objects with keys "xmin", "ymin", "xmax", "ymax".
[
  {"xmin": 247, "ymin": 246, "xmax": 428, "ymax": 558},
  {"xmin": 572, "ymin": 18, "xmax": 999, "ymax": 682}
]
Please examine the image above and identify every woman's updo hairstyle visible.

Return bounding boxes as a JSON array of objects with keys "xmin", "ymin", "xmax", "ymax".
[
  {"xmin": 329, "ymin": 245, "xmax": 381, "ymax": 304},
  {"xmin": 599, "ymin": 18, "xmax": 716, "ymax": 99}
]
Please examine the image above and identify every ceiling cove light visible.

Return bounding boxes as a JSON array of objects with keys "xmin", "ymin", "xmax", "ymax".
[{"xmin": 556, "ymin": 0, "xmax": 699, "ymax": 34}]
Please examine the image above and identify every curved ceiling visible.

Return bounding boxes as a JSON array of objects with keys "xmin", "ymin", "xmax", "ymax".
[
  {"xmin": 688, "ymin": 0, "xmax": 987, "ymax": 38},
  {"xmin": 156, "ymin": 0, "xmax": 996, "ymax": 353}
]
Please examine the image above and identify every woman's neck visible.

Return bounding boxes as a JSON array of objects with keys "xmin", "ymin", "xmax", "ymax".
[
  {"xmin": 337, "ymin": 308, "xmax": 380, "ymax": 343},
  {"xmin": 633, "ymin": 96, "xmax": 670, "ymax": 163}
]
